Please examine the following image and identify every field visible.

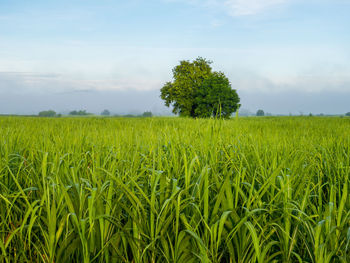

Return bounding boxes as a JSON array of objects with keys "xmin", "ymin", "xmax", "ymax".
[{"xmin": 1, "ymin": 116, "xmax": 350, "ymax": 262}]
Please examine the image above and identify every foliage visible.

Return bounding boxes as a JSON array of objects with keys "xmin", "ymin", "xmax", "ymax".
[
  {"xmin": 1, "ymin": 116, "xmax": 350, "ymax": 262},
  {"xmin": 38, "ymin": 110, "xmax": 57, "ymax": 117},
  {"xmin": 112, "ymin": 112, "xmax": 153, "ymax": 118},
  {"xmin": 69, "ymin": 110, "xmax": 92, "ymax": 116},
  {"xmin": 256, "ymin": 109, "xmax": 265, "ymax": 116},
  {"xmin": 160, "ymin": 57, "xmax": 240, "ymax": 118},
  {"xmin": 194, "ymin": 72, "xmax": 240, "ymax": 118},
  {"xmin": 101, "ymin": 109, "xmax": 110, "ymax": 116},
  {"xmin": 346, "ymin": 112, "xmax": 350, "ymax": 116},
  {"xmin": 142, "ymin": 111, "xmax": 153, "ymax": 117}
]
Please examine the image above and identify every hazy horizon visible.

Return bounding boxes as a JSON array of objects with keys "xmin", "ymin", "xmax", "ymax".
[
  {"xmin": 1, "ymin": 0, "xmax": 349, "ymax": 115},
  {"xmin": 1, "ymin": 87, "xmax": 349, "ymax": 116}
]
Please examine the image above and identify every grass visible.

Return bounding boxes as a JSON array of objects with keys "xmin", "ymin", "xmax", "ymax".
[{"xmin": 0, "ymin": 116, "xmax": 350, "ymax": 262}]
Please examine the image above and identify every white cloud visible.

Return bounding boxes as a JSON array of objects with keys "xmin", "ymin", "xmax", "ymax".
[
  {"xmin": 166, "ymin": 0, "xmax": 291, "ymax": 16},
  {"xmin": 224, "ymin": 0, "xmax": 289, "ymax": 16},
  {"xmin": 0, "ymin": 71, "xmax": 164, "ymax": 95}
]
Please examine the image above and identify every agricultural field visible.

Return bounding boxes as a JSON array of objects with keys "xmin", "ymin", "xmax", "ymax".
[{"xmin": 1, "ymin": 116, "xmax": 350, "ymax": 262}]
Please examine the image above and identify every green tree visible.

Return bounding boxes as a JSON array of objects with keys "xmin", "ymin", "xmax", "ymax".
[
  {"xmin": 256, "ymin": 109, "xmax": 265, "ymax": 116},
  {"xmin": 38, "ymin": 110, "xmax": 56, "ymax": 117},
  {"xmin": 346, "ymin": 112, "xmax": 350, "ymax": 116},
  {"xmin": 194, "ymin": 72, "xmax": 240, "ymax": 118},
  {"xmin": 160, "ymin": 57, "xmax": 240, "ymax": 118}
]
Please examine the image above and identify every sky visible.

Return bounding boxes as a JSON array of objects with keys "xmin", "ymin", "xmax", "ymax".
[{"xmin": 0, "ymin": 0, "xmax": 349, "ymax": 115}]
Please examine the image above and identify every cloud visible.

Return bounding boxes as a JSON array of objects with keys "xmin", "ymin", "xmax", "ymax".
[
  {"xmin": 223, "ymin": 0, "xmax": 289, "ymax": 16},
  {"xmin": 228, "ymin": 68, "xmax": 350, "ymax": 94},
  {"xmin": 0, "ymin": 72, "xmax": 79, "ymax": 94},
  {"xmin": 239, "ymin": 89, "xmax": 350, "ymax": 115},
  {"xmin": 0, "ymin": 71, "xmax": 164, "ymax": 95},
  {"xmin": 0, "ymin": 72, "xmax": 172, "ymax": 115},
  {"xmin": 1, "ymin": 69, "xmax": 349, "ymax": 115},
  {"xmin": 165, "ymin": 0, "xmax": 291, "ymax": 16}
]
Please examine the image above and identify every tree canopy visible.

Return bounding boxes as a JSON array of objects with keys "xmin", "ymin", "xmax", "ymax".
[
  {"xmin": 38, "ymin": 110, "xmax": 57, "ymax": 117},
  {"xmin": 256, "ymin": 109, "xmax": 265, "ymax": 116},
  {"xmin": 160, "ymin": 57, "xmax": 240, "ymax": 118}
]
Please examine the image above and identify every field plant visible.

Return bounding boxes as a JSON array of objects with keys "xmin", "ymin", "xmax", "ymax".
[{"xmin": 0, "ymin": 116, "xmax": 350, "ymax": 262}]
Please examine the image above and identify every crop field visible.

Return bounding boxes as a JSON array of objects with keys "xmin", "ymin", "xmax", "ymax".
[{"xmin": 0, "ymin": 116, "xmax": 350, "ymax": 262}]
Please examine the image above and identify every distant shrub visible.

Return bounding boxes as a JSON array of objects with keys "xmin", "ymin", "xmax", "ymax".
[
  {"xmin": 256, "ymin": 109, "xmax": 264, "ymax": 116},
  {"xmin": 101, "ymin": 109, "xmax": 110, "ymax": 116},
  {"xmin": 38, "ymin": 110, "xmax": 56, "ymax": 117},
  {"xmin": 142, "ymin": 111, "xmax": 153, "ymax": 117},
  {"xmin": 69, "ymin": 110, "xmax": 92, "ymax": 116},
  {"xmin": 346, "ymin": 112, "xmax": 350, "ymax": 117}
]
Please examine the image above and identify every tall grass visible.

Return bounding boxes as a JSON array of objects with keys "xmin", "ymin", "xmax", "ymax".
[{"xmin": 0, "ymin": 116, "xmax": 350, "ymax": 262}]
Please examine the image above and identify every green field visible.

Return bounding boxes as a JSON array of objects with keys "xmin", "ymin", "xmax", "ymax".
[{"xmin": 1, "ymin": 116, "xmax": 350, "ymax": 262}]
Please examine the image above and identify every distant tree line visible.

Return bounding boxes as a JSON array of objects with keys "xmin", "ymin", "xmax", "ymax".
[
  {"xmin": 112, "ymin": 111, "xmax": 153, "ymax": 118},
  {"xmin": 37, "ymin": 109, "xmax": 154, "ymax": 117},
  {"xmin": 38, "ymin": 110, "xmax": 61, "ymax": 117},
  {"xmin": 37, "ymin": 108, "xmax": 350, "ymax": 118},
  {"xmin": 69, "ymin": 110, "xmax": 92, "ymax": 116}
]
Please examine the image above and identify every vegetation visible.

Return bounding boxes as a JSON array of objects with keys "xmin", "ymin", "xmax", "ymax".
[
  {"xmin": 142, "ymin": 111, "xmax": 153, "ymax": 117},
  {"xmin": 160, "ymin": 57, "xmax": 240, "ymax": 118},
  {"xmin": 1, "ymin": 116, "xmax": 350, "ymax": 262},
  {"xmin": 69, "ymin": 110, "xmax": 92, "ymax": 116},
  {"xmin": 113, "ymin": 112, "xmax": 153, "ymax": 118},
  {"xmin": 38, "ymin": 110, "xmax": 57, "ymax": 117},
  {"xmin": 256, "ymin": 109, "xmax": 265, "ymax": 116},
  {"xmin": 101, "ymin": 109, "xmax": 110, "ymax": 116},
  {"xmin": 346, "ymin": 112, "xmax": 350, "ymax": 117}
]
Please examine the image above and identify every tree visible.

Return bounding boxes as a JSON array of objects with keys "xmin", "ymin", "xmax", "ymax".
[
  {"xmin": 38, "ymin": 110, "xmax": 56, "ymax": 117},
  {"xmin": 101, "ymin": 109, "xmax": 110, "ymax": 116},
  {"xmin": 194, "ymin": 72, "xmax": 240, "ymax": 118},
  {"xmin": 256, "ymin": 109, "xmax": 264, "ymax": 116},
  {"xmin": 346, "ymin": 112, "xmax": 350, "ymax": 116},
  {"xmin": 160, "ymin": 57, "xmax": 240, "ymax": 118},
  {"xmin": 142, "ymin": 111, "xmax": 153, "ymax": 117}
]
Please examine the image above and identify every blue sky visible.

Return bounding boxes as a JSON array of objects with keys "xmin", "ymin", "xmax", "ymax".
[{"xmin": 0, "ymin": 0, "xmax": 349, "ymax": 114}]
